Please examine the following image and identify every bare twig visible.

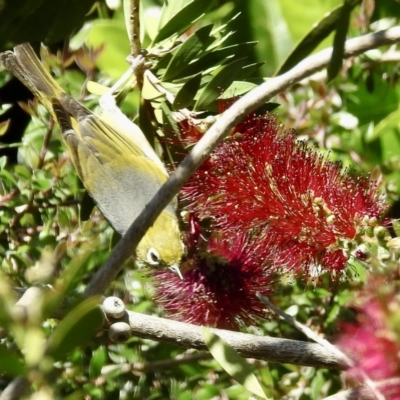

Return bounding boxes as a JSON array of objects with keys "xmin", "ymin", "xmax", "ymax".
[
  {"xmin": 101, "ymin": 351, "xmax": 212, "ymax": 374},
  {"xmin": 37, "ymin": 119, "xmax": 54, "ymax": 169},
  {"xmin": 128, "ymin": 0, "xmax": 141, "ymax": 58},
  {"xmin": 257, "ymin": 293, "xmax": 350, "ymax": 364},
  {"xmin": 322, "ymin": 386, "xmax": 376, "ymax": 400},
  {"xmin": 84, "ymin": 26, "xmax": 400, "ymax": 298},
  {"xmin": 257, "ymin": 294, "xmax": 385, "ymax": 400},
  {"xmin": 322, "ymin": 378, "xmax": 400, "ymax": 400}
]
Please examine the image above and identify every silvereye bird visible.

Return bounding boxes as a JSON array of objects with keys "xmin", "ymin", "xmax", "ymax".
[{"xmin": 1, "ymin": 44, "xmax": 184, "ymax": 278}]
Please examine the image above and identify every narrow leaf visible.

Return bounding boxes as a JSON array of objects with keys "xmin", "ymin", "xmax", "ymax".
[
  {"xmin": 153, "ymin": 0, "xmax": 213, "ymax": 44},
  {"xmin": 181, "ymin": 42, "xmax": 258, "ymax": 79},
  {"xmin": 327, "ymin": 0, "xmax": 359, "ymax": 81},
  {"xmin": 219, "ymin": 81, "xmax": 257, "ymax": 99},
  {"xmin": 173, "ymin": 74, "xmax": 202, "ymax": 109},
  {"xmin": 0, "ymin": 119, "xmax": 10, "ymax": 137},
  {"xmin": 203, "ymin": 328, "xmax": 269, "ymax": 399},
  {"xmin": 163, "ymin": 24, "xmax": 214, "ymax": 81},
  {"xmin": 367, "ymin": 106, "xmax": 400, "ymax": 142},
  {"xmin": 275, "ymin": 5, "xmax": 343, "ymax": 75},
  {"xmin": 194, "ymin": 58, "xmax": 247, "ymax": 111}
]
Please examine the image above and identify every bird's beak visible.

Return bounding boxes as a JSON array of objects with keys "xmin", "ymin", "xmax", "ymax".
[{"xmin": 168, "ymin": 264, "xmax": 183, "ymax": 280}]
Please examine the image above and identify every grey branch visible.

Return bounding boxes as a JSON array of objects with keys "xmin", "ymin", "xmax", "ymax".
[
  {"xmin": 0, "ymin": 378, "xmax": 30, "ymax": 400},
  {"xmin": 84, "ymin": 26, "xmax": 400, "ymax": 298},
  {"xmin": 111, "ymin": 309, "xmax": 348, "ymax": 370},
  {"xmin": 322, "ymin": 386, "xmax": 377, "ymax": 400}
]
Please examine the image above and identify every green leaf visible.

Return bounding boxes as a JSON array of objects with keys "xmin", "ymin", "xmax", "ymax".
[
  {"xmin": 0, "ymin": 344, "xmax": 27, "ymax": 377},
  {"xmin": 393, "ymin": 220, "xmax": 400, "ymax": 237},
  {"xmin": 47, "ymin": 297, "xmax": 104, "ymax": 360},
  {"xmin": 0, "ymin": 0, "xmax": 95, "ymax": 50},
  {"xmin": 194, "ymin": 58, "xmax": 247, "ymax": 111},
  {"xmin": 173, "ymin": 74, "xmax": 202, "ymax": 109},
  {"xmin": 345, "ymin": 73, "xmax": 399, "ymax": 126},
  {"xmin": 0, "ymin": 119, "xmax": 10, "ymax": 137},
  {"xmin": 90, "ymin": 346, "xmax": 107, "ymax": 379},
  {"xmin": 142, "ymin": 74, "xmax": 165, "ymax": 100},
  {"xmin": 153, "ymin": 0, "xmax": 214, "ymax": 44},
  {"xmin": 327, "ymin": 0, "xmax": 361, "ymax": 82},
  {"xmin": 242, "ymin": 0, "xmax": 294, "ymax": 75},
  {"xmin": 72, "ymin": 19, "xmax": 130, "ymax": 79},
  {"xmin": 219, "ymin": 81, "xmax": 257, "ymax": 99},
  {"xmin": 366, "ymin": 106, "xmax": 400, "ymax": 143},
  {"xmin": 262, "ymin": 0, "xmax": 293, "ymax": 65},
  {"xmin": 275, "ymin": 4, "xmax": 343, "ymax": 75},
  {"xmin": 163, "ymin": 25, "xmax": 214, "ymax": 81},
  {"xmin": 178, "ymin": 42, "xmax": 258, "ymax": 79},
  {"xmin": 159, "ymin": 101, "xmax": 186, "ymax": 163},
  {"xmin": 203, "ymin": 328, "xmax": 269, "ymax": 399}
]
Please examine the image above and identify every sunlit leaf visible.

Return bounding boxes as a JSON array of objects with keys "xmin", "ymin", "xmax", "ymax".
[
  {"xmin": 203, "ymin": 328, "xmax": 269, "ymax": 399},
  {"xmin": 142, "ymin": 74, "xmax": 165, "ymax": 100},
  {"xmin": 0, "ymin": 120, "xmax": 10, "ymax": 137},
  {"xmin": 74, "ymin": 19, "xmax": 130, "ymax": 79},
  {"xmin": 276, "ymin": 4, "xmax": 343, "ymax": 75}
]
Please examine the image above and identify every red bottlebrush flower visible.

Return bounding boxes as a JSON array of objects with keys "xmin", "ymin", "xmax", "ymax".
[
  {"xmin": 337, "ymin": 279, "xmax": 400, "ymax": 399},
  {"xmin": 182, "ymin": 113, "xmax": 388, "ymax": 277},
  {"xmin": 152, "ymin": 216, "xmax": 274, "ymax": 330}
]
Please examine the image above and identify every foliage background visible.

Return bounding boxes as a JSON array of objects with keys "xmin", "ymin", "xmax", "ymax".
[{"xmin": 0, "ymin": 0, "xmax": 400, "ymax": 399}]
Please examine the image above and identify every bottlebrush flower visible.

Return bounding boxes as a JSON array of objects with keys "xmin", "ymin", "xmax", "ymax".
[
  {"xmin": 337, "ymin": 278, "xmax": 400, "ymax": 399},
  {"xmin": 152, "ymin": 216, "xmax": 274, "ymax": 330},
  {"xmin": 182, "ymin": 113, "xmax": 388, "ymax": 277}
]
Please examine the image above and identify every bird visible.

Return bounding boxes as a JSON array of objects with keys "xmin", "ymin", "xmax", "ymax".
[{"xmin": 0, "ymin": 44, "xmax": 184, "ymax": 278}]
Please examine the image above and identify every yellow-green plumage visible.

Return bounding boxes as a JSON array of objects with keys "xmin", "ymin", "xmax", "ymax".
[{"xmin": 1, "ymin": 44, "xmax": 184, "ymax": 275}]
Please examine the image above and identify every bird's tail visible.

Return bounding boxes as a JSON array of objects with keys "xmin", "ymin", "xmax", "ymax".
[{"xmin": 0, "ymin": 44, "xmax": 64, "ymax": 118}]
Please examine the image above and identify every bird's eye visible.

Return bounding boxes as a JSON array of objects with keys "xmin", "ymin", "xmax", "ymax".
[{"xmin": 146, "ymin": 248, "xmax": 161, "ymax": 266}]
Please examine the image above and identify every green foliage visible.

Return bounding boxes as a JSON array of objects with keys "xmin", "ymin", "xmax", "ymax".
[
  {"xmin": 0, "ymin": 0, "xmax": 399, "ymax": 399},
  {"xmin": 203, "ymin": 328, "xmax": 268, "ymax": 399},
  {"xmin": 0, "ymin": 0, "xmax": 96, "ymax": 50}
]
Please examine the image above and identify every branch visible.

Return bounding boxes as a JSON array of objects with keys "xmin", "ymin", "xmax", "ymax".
[
  {"xmin": 128, "ymin": 0, "xmax": 141, "ymax": 58},
  {"xmin": 84, "ymin": 26, "xmax": 400, "ymax": 298},
  {"xmin": 257, "ymin": 294, "xmax": 385, "ymax": 400},
  {"xmin": 322, "ymin": 386, "xmax": 376, "ymax": 400},
  {"xmin": 105, "ymin": 309, "xmax": 347, "ymax": 370},
  {"xmin": 257, "ymin": 294, "xmax": 350, "ymax": 364},
  {"xmin": 322, "ymin": 378, "xmax": 400, "ymax": 400},
  {"xmin": 0, "ymin": 378, "xmax": 30, "ymax": 400}
]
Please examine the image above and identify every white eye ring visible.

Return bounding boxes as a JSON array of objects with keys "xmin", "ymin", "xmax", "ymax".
[{"xmin": 146, "ymin": 248, "xmax": 161, "ymax": 266}]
